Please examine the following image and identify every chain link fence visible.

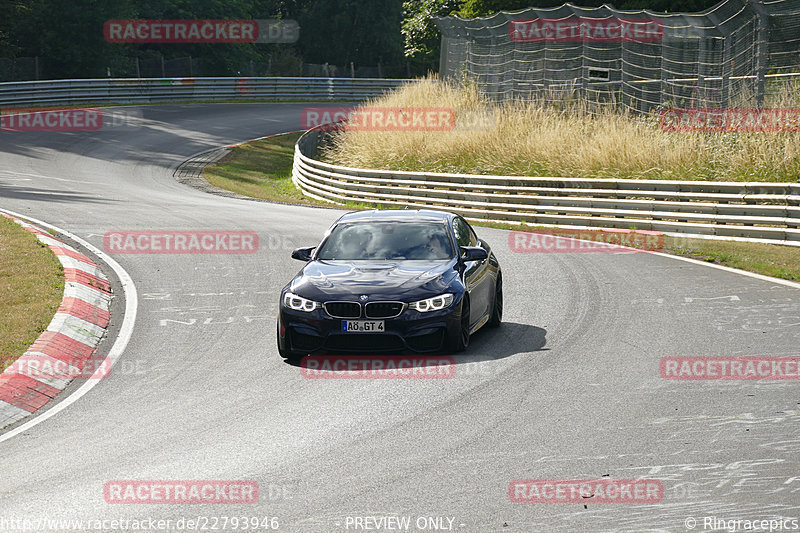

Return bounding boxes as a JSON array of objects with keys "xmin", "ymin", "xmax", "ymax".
[{"xmin": 434, "ymin": 0, "xmax": 800, "ymax": 112}]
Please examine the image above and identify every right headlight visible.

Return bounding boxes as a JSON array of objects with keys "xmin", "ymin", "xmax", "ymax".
[
  {"xmin": 408, "ymin": 293, "xmax": 454, "ymax": 312},
  {"xmin": 283, "ymin": 292, "xmax": 320, "ymax": 312}
]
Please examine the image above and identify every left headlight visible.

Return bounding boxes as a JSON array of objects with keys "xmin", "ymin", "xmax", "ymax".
[
  {"xmin": 283, "ymin": 292, "xmax": 320, "ymax": 312},
  {"xmin": 408, "ymin": 293, "xmax": 454, "ymax": 312}
]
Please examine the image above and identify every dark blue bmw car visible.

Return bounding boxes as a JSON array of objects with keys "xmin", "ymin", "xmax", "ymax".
[{"xmin": 277, "ymin": 209, "xmax": 502, "ymax": 358}]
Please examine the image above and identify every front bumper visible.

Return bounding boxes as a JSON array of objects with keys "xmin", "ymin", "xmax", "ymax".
[{"xmin": 278, "ymin": 303, "xmax": 462, "ymax": 354}]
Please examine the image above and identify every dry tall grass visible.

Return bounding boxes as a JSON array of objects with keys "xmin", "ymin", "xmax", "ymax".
[{"xmin": 321, "ymin": 76, "xmax": 800, "ymax": 181}]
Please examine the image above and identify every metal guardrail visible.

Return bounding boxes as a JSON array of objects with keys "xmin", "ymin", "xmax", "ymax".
[
  {"xmin": 293, "ymin": 128, "xmax": 800, "ymax": 244},
  {"xmin": 0, "ymin": 77, "xmax": 409, "ymax": 107}
]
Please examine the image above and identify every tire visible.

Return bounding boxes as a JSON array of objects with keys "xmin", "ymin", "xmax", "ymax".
[
  {"xmin": 487, "ymin": 272, "xmax": 503, "ymax": 328},
  {"xmin": 446, "ymin": 296, "xmax": 471, "ymax": 353}
]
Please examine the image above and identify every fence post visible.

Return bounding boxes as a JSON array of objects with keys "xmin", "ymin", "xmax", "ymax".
[
  {"xmin": 749, "ymin": 0, "xmax": 769, "ymax": 108},
  {"xmin": 581, "ymin": 38, "xmax": 588, "ymax": 102},
  {"xmin": 620, "ymin": 40, "xmax": 628, "ymax": 110},
  {"xmin": 721, "ymin": 35, "xmax": 731, "ymax": 107},
  {"xmin": 697, "ymin": 37, "xmax": 706, "ymax": 108},
  {"xmin": 660, "ymin": 33, "xmax": 667, "ymax": 108},
  {"xmin": 34, "ymin": 56, "xmax": 39, "ymax": 81}
]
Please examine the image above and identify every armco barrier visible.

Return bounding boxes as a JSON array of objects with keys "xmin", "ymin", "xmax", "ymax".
[
  {"xmin": 0, "ymin": 77, "xmax": 408, "ymax": 107},
  {"xmin": 293, "ymin": 128, "xmax": 800, "ymax": 244}
]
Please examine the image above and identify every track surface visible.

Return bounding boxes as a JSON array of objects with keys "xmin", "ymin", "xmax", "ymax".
[{"xmin": 0, "ymin": 104, "xmax": 798, "ymax": 532}]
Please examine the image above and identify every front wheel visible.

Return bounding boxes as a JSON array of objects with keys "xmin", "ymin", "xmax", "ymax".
[
  {"xmin": 446, "ymin": 296, "xmax": 470, "ymax": 353},
  {"xmin": 487, "ymin": 272, "xmax": 503, "ymax": 328}
]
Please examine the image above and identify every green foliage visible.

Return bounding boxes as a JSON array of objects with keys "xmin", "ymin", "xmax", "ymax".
[
  {"xmin": 0, "ymin": 0, "xmax": 735, "ymax": 79},
  {"xmin": 402, "ymin": 0, "xmax": 463, "ymax": 73},
  {"xmin": 298, "ymin": 0, "xmax": 404, "ymax": 67},
  {"xmin": 0, "ymin": 0, "xmax": 407, "ymax": 79}
]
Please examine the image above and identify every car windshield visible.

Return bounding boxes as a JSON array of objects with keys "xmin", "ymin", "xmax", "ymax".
[{"xmin": 316, "ymin": 222, "xmax": 454, "ymax": 260}]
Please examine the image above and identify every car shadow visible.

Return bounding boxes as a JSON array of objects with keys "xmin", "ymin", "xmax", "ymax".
[
  {"xmin": 281, "ymin": 321, "xmax": 547, "ymax": 370},
  {"xmin": 461, "ymin": 321, "xmax": 548, "ymax": 362}
]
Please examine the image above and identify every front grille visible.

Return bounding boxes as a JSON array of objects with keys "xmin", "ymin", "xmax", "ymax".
[
  {"xmin": 324, "ymin": 302, "xmax": 361, "ymax": 319},
  {"xmin": 325, "ymin": 334, "xmax": 406, "ymax": 353},
  {"xmin": 365, "ymin": 302, "xmax": 404, "ymax": 319}
]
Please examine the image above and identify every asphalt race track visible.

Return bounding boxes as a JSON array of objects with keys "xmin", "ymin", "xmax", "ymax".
[{"xmin": 1, "ymin": 103, "xmax": 798, "ymax": 533}]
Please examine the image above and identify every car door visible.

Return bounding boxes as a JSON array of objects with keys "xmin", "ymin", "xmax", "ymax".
[{"xmin": 453, "ymin": 216, "xmax": 491, "ymax": 326}]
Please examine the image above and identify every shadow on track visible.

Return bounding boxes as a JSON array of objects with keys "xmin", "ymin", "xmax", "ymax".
[
  {"xmin": 281, "ymin": 322, "xmax": 547, "ymax": 369},
  {"xmin": 0, "ymin": 183, "xmax": 112, "ymax": 204}
]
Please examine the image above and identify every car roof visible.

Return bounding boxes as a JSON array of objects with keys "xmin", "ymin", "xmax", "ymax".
[{"xmin": 336, "ymin": 209, "xmax": 455, "ymax": 224}]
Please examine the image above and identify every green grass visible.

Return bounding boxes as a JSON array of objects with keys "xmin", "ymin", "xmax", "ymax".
[
  {"xmin": 203, "ymin": 133, "xmax": 800, "ymax": 283},
  {"xmin": 204, "ymin": 132, "xmax": 319, "ymax": 205},
  {"xmin": 204, "ymin": 132, "xmax": 401, "ymax": 212},
  {"xmin": 663, "ymin": 236, "xmax": 800, "ymax": 281},
  {"xmin": 0, "ymin": 217, "xmax": 64, "ymax": 371}
]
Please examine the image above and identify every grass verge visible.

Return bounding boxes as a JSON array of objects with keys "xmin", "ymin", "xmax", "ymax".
[
  {"xmin": 204, "ymin": 132, "xmax": 387, "ymax": 211},
  {"xmin": 663, "ymin": 236, "xmax": 800, "ymax": 281},
  {"xmin": 204, "ymin": 132, "xmax": 315, "ymax": 205},
  {"xmin": 203, "ymin": 132, "xmax": 800, "ymax": 283},
  {"xmin": 0, "ymin": 217, "xmax": 64, "ymax": 370}
]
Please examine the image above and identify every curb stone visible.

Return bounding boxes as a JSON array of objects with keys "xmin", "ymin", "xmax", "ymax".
[{"xmin": 0, "ymin": 214, "xmax": 113, "ymax": 428}]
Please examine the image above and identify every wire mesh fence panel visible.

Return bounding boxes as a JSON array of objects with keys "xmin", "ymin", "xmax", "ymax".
[{"xmin": 434, "ymin": 0, "xmax": 800, "ymax": 113}]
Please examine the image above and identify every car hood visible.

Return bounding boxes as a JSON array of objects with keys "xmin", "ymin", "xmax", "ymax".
[{"xmin": 289, "ymin": 259, "xmax": 458, "ymax": 301}]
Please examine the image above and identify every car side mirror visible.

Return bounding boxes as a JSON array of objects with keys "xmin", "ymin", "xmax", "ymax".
[
  {"xmin": 291, "ymin": 247, "xmax": 315, "ymax": 262},
  {"xmin": 460, "ymin": 246, "xmax": 488, "ymax": 262}
]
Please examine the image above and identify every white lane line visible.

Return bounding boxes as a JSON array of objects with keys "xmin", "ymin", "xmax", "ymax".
[
  {"xmin": 0, "ymin": 208, "xmax": 138, "ymax": 444},
  {"xmin": 499, "ymin": 227, "xmax": 800, "ymax": 290},
  {"xmin": 645, "ymin": 249, "xmax": 800, "ymax": 290}
]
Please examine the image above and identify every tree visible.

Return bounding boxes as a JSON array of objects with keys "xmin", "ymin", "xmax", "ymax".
[
  {"xmin": 298, "ymin": 0, "xmax": 404, "ymax": 71},
  {"xmin": 11, "ymin": 0, "xmax": 136, "ymax": 78},
  {"xmin": 402, "ymin": 0, "xmax": 463, "ymax": 73}
]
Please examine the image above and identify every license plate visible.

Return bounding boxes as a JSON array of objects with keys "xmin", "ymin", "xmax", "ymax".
[{"xmin": 342, "ymin": 320, "xmax": 384, "ymax": 333}]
